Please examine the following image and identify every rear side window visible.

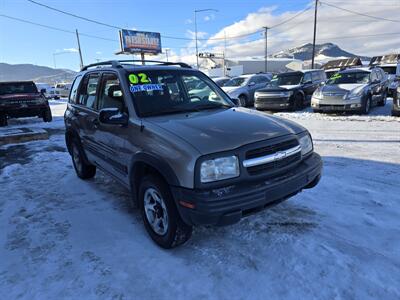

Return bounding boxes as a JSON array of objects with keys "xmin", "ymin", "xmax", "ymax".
[
  {"xmin": 68, "ymin": 75, "xmax": 82, "ymax": 104},
  {"xmin": 0, "ymin": 82, "xmax": 38, "ymax": 95},
  {"xmin": 78, "ymin": 73, "xmax": 100, "ymax": 109}
]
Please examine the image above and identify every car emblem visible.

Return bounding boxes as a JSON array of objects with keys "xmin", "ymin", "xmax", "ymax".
[{"xmin": 274, "ymin": 151, "xmax": 287, "ymax": 161}]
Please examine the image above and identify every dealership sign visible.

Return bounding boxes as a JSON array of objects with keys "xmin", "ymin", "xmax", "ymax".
[{"xmin": 119, "ymin": 29, "xmax": 162, "ymax": 54}]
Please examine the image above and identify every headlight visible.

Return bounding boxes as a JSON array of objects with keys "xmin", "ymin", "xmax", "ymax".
[
  {"xmin": 200, "ymin": 156, "xmax": 239, "ymax": 183},
  {"xmin": 299, "ymin": 134, "xmax": 313, "ymax": 156},
  {"xmin": 313, "ymin": 89, "xmax": 323, "ymax": 99},
  {"xmin": 280, "ymin": 91, "xmax": 293, "ymax": 97}
]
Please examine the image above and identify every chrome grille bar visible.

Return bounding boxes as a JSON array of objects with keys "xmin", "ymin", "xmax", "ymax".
[{"xmin": 243, "ymin": 145, "xmax": 301, "ymax": 168}]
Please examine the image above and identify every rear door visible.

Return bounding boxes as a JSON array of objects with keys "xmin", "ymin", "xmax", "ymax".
[{"xmin": 74, "ymin": 72, "xmax": 101, "ymax": 163}]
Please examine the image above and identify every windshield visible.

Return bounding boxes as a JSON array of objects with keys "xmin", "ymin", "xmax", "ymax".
[
  {"xmin": 127, "ymin": 70, "xmax": 233, "ymax": 117},
  {"xmin": 214, "ymin": 78, "xmax": 230, "ymax": 87},
  {"xmin": 326, "ymin": 72, "xmax": 370, "ymax": 84},
  {"xmin": 268, "ymin": 74, "xmax": 303, "ymax": 87},
  {"xmin": 224, "ymin": 77, "xmax": 247, "ymax": 87},
  {"xmin": 381, "ymin": 67, "xmax": 396, "ymax": 75},
  {"xmin": 0, "ymin": 82, "xmax": 38, "ymax": 95}
]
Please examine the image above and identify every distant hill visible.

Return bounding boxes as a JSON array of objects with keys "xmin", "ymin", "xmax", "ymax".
[
  {"xmin": 0, "ymin": 63, "xmax": 76, "ymax": 84},
  {"xmin": 272, "ymin": 43, "xmax": 370, "ymax": 62}
]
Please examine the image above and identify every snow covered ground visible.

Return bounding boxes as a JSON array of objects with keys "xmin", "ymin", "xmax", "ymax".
[{"xmin": 0, "ymin": 99, "xmax": 399, "ymax": 299}]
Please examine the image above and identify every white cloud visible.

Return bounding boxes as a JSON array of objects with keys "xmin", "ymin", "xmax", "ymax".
[{"xmin": 172, "ymin": 0, "xmax": 400, "ymax": 64}]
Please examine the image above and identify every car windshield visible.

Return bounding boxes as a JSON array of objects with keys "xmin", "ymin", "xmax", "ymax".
[
  {"xmin": 127, "ymin": 70, "xmax": 233, "ymax": 117},
  {"xmin": 0, "ymin": 82, "xmax": 38, "ymax": 95},
  {"xmin": 224, "ymin": 77, "xmax": 247, "ymax": 87},
  {"xmin": 326, "ymin": 72, "xmax": 370, "ymax": 84},
  {"xmin": 214, "ymin": 78, "xmax": 229, "ymax": 87},
  {"xmin": 380, "ymin": 67, "xmax": 396, "ymax": 75},
  {"xmin": 268, "ymin": 74, "xmax": 303, "ymax": 87}
]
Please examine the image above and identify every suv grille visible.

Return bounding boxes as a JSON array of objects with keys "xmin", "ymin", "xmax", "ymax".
[{"xmin": 245, "ymin": 138, "xmax": 301, "ymax": 176}]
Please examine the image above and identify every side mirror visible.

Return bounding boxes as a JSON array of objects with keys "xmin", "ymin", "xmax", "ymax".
[
  {"xmin": 248, "ymin": 81, "xmax": 256, "ymax": 87},
  {"xmin": 99, "ymin": 108, "xmax": 128, "ymax": 126},
  {"xmin": 40, "ymin": 88, "xmax": 46, "ymax": 94}
]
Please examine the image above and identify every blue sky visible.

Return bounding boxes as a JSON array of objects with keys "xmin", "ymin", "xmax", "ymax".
[
  {"xmin": 1, "ymin": 0, "xmax": 399, "ymax": 70},
  {"xmin": 0, "ymin": 0, "xmax": 311, "ymax": 69}
]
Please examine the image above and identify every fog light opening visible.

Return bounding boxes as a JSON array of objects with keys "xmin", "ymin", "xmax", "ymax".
[{"xmin": 179, "ymin": 201, "xmax": 196, "ymax": 209}]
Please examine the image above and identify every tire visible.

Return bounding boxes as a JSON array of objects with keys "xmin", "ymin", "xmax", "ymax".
[
  {"xmin": 292, "ymin": 93, "xmax": 304, "ymax": 111},
  {"xmin": 70, "ymin": 137, "xmax": 96, "ymax": 179},
  {"xmin": 360, "ymin": 96, "xmax": 371, "ymax": 115},
  {"xmin": 0, "ymin": 114, "xmax": 7, "ymax": 127},
  {"xmin": 139, "ymin": 175, "xmax": 192, "ymax": 249},
  {"xmin": 238, "ymin": 95, "xmax": 247, "ymax": 107},
  {"xmin": 377, "ymin": 91, "xmax": 387, "ymax": 107},
  {"xmin": 392, "ymin": 110, "xmax": 400, "ymax": 117},
  {"xmin": 42, "ymin": 108, "xmax": 53, "ymax": 122},
  {"xmin": 313, "ymin": 109, "xmax": 322, "ymax": 113}
]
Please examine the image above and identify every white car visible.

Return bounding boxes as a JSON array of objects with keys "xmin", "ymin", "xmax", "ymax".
[{"xmin": 54, "ymin": 83, "xmax": 72, "ymax": 98}]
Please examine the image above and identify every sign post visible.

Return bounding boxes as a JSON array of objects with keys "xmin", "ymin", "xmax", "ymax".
[{"xmin": 116, "ymin": 29, "xmax": 162, "ymax": 64}]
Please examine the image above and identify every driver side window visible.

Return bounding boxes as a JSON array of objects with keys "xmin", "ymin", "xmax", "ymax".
[
  {"xmin": 302, "ymin": 73, "xmax": 312, "ymax": 83},
  {"xmin": 98, "ymin": 73, "xmax": 126, "ymax": 113}
]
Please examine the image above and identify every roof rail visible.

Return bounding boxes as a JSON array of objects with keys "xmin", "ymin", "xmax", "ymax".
[
  {"xmin": 81, "ymin": 60, "xmax": 122, "ymax": 71},
  {"xmin": 117, "ymin": 60, "xmax": 192, "ymax": 68},
  {"xmin": 80, "ymin": 60, "xmax": 192, "ymax": 71}
]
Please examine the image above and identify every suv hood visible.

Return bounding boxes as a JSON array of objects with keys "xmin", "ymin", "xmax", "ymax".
[
  {"xmin": 257, "ymin": 85, "xmax": 301, "ymax": 92},
  {"xmin": 146, "ymin": 108, "xmax": 305, "ymax": 154},
  {"xmin": 322, "ymin": 84, "xmax": 366, "ymax": 93},
  {"xmin": 0, "ymin": 92, "xmax": 42, "ymax": 101}
]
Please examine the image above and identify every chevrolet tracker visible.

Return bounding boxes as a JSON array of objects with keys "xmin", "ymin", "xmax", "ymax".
[
  {"xmin": 0, "ymin": 81, "xmax": 53, "ymax": 126},
  {"xmin": 64, "ymin": 60, "xmax": 323, "ymax": 248}
]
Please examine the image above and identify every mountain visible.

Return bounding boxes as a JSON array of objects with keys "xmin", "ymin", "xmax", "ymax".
[
  {"xmin": 0, "ymin": 63, "xmax": 77, "ymax": 84},
  {"xmin": 272, "ymin": 43, "xmax": 370, "ymax": 62}
]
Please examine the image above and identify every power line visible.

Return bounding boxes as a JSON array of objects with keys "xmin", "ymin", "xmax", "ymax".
[
  {"xmin": 270, "ymin": 5, "xmax": 313, "ymax": 28},
  {"xmin": 26, "ymin": 0, "xmax": 263, "ymax": 41},
  {"xmin": 320, "ymin": 1, "xmax": 400, "ymax": 23}
]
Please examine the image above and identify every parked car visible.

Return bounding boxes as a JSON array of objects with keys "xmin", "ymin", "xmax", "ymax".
[
  {"xmin": 221, "ymin": 74, "xmax": 272, "ymax": 106},
  {"xmin": 54, "ymin": 82, "xmax": 72, "ymax": 98},
  {"xmin": 311, "ymin": 67, "xmax": 388, "ymax": 114},
  {"xmin": 380, "ymin": 64, "xmax": 400, "ymax": 97},
  {"xmin": 369, "ymin": 54, "xmax": 400, "ymax": 97},
  {"xmin": 392, "ymin": 86, "xmax": 400, "ymax": 116},
  {"xmin": 35, "ymin": 82, "xmax": 56, "ymax": 99},
  {"xmin": 254, "ymin": 69, "xmax": 326, "ymax": 111},
  {"xmin": 0, "ymin": 81, "xmax": 52, "ymax": 126},
  {"xmin": 64, "ymin": 60, "xmax": 322, "ymax": 248},
  {"xmin": 212, "ymin": 76, "xmax": 230, "ymax": 87}
]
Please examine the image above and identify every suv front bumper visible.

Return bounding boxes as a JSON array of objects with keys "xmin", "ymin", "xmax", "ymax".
[{"xmin": 172, "ymin": 152, "xmax": 322, "ymax": 226}]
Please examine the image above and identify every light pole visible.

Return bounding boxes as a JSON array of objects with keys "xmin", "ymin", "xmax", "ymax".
[{"xmin": 194, "ymin": 8, "xmax": 218, "ymax": 69}]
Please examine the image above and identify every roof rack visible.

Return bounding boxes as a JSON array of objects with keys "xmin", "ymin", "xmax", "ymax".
[{"xmin": 81, "ymin": 60, "xmax": 191, "ymax": 71}]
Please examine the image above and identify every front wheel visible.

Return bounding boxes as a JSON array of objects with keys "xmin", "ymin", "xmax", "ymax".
[
  {"xmin": 360, "ymin": 96, "xmax": 371, "ymax": 115},
  {"xmin": 238, "ymin": 95, "xmax": 247, "ymax": 107},
  {"xmin": 377, "ymin": 91, "xmax": 387, "ymax": 107},
  {"xmin": 292, "ymin": 94, "xmax": 304, "ymax": 111},
  {"xmin": 42, "ymin": 108, "xmax": 52, "ymax": 122},
  {"xmin": 139, "ymin": 175, "xmax": 192, "ymax": 249}
]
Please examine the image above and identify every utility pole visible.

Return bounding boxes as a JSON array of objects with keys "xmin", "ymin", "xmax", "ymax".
[
  {"xmin": 165, "ymin": 48, "xmax": 170, "ymax": 62},
  {"xmin": 75, "ymin": 29, "xmax": 84, "ymax": 70},
  {"xmin": 263, "ymin": 26, "xmax": 269, "ymax": 73},
  {"xmin": 195, "ymin": 11, "xmax": 199, "ymax": 69},
  {"xmin": 311, "ymin": 0, "xmax": 318, "ymax": 69},
  {"xmin": 194, "ymin": 9, "xmax": 218, "ymax": 69}
]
